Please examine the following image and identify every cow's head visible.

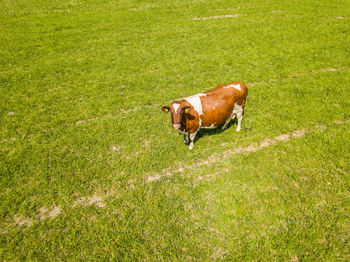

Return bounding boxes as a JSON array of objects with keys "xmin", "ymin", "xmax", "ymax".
[{"xmin": 162, "ymin": 102, "xmax": 195, "ymax": 130}]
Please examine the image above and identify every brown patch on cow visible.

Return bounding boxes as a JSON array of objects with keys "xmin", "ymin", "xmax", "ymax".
[
  {"xmin": 200, "ymin": 82, "xmax": 248, "ymax": 128},
  {"xmin": 192, "ymin": 14, "xmax": 242, "ymax": 20}
]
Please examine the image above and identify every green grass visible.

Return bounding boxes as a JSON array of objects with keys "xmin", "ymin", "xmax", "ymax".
[{"xmin": 1, "ymin": 0, "xmax": 350, "ymax": 260}]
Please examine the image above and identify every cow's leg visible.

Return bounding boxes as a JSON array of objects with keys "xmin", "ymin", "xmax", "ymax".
[
  {"xmin": 235, "ymin": 107, "xmax": 244, "ymax": 132},
  {"xmin": 231, "ymin": 113, "xmax": 237, "ymax": 121},
  {"xmin": 222, "ymin": 110, "xmax": 237, "ymax": 130},
  {"xmin": 222, "ymin": 118, "xmax": 230, "ymax": 130},
  {"xmin": 222, "ymin": 113, "xmax": 235, "ymax": 130},
  {"xmin": 184, "ymin": 133, "xmax": 189, "ymax": 144},
  {"xmin": 188, "ymin": 131, "xmax": 197, "ymax": 150}
]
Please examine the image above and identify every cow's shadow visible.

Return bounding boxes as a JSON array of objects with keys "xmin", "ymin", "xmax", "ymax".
[
  {"xmin": 183, "ymin": 119, "xmax": 240, "ymax": 144},
  {"xmin": 199, "ymin": 120, "xmax": 237, "ymax": 140}
]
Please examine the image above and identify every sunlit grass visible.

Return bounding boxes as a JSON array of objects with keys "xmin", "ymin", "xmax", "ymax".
[{"xmin": 1, "ymin": 0, "xmax": 349, "ymax": 260}]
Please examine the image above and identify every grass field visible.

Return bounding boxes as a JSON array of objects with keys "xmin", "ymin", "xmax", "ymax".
[{"xmin": 1, "ymin": 0, "xmax": 350, "ymax": 260}]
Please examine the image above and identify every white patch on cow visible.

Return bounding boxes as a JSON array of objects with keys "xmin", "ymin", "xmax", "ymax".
[
  {"xmin": 185, "ymin": 93, "xmax": 206, "ymax": 127},
  {"xmin": 232, "ymin": 103, "xmax": 243, "ymax": 114},
  {"xmin": 224, "ymin": 83, "xmax": 241, "ymax": 91},
  {"xmin": 232, "ymin": 103, "xmax": 243, "ymax": 132},
  {"xmin": 173, "ymin": 103, "xmax": 180, "ymax": 113},
  {"xmin": 202, "ymin": 124, "xmax": 216, "ymax": 129},
  {"xmin": 188, "ymin": 131, "xmax": 198, "ymax": 150},
  {"xmin": 222, "ymin": 103, "xmax": 243, "ymax": 130}
]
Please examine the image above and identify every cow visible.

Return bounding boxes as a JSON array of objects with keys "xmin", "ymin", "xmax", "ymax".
[{"xmin": 162, "ymin": 81, "xmax": 248, "ymax": 149}]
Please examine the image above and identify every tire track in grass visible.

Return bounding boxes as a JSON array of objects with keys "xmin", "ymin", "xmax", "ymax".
[
  {"xmin": 145, "ymin": 119, "xmax": 349, "ymax": 182},
  {"xmin": 191, "ymin": 9, "xmax": 287, "ymax": 20},
  {"xmin": 1, "ymin": 119, "xmax": 349, "ymax": 233},
  {"xmin": 2, "ymin": 205, "xmax": 62, "ymax": 233},
  {"xmin": 192, "ymin": 14, "xmax": 243, "ymax": 20},
  {"xmin": 1, "ymin": 196, "xmax": 105, "ymax": 234},
  {"xmin": 212, "ymin": 6, "xmax": 262, "ymax": 11},
  {"xmin": 191, "ymin": 10, "xmax": 349, "ymax": 21}
]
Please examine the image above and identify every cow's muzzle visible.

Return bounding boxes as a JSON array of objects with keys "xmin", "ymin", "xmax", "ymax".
[{"xmin": 172, "ymin": 123, "xmax": 181, "ymax": 129}]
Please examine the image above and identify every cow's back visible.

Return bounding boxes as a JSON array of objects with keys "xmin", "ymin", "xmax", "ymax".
[{"xmin": 200, "ymin": 82, "xmax": 247, "ymax": 127}]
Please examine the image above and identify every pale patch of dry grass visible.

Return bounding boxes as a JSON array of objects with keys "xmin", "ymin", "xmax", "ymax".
[{"xmin": 192, "ymin": 14, "xmax": 242, "ymax": 20}]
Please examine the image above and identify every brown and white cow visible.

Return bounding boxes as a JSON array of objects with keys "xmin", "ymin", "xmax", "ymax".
[{"xmin": 162, "ymin": 81, "xmax": 248, "ymax": 149}]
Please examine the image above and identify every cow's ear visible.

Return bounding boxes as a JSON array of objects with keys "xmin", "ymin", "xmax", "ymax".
[{"xmin": 162, "ymin": 106, "xmax": 170, "ymax": 113}]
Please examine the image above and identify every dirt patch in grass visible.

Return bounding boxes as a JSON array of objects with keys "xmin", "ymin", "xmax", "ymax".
[
  {"xmin": 147, "ymin": 174, "xmax": 162, "ymax": 182},
  {"xmin": 192, "ymin": 14, "xmax": 242, "ymax": 20},
  {"xmin": 210, "ymin": 247, "xmax": 227, "ymax": 260},
  {"xmin": 13, "ymin": 215, "xmax": 33, "ymax": 227},
  {"xmin": 72, "ymin": 195, "xmax": 105, "ymax": 208},
  {"xmin": 110, "ymin": 145, "xmax": 121, "ymax": 152},
  {"xmin": 214, "ymin": 6, "xmax": 260, "ymax": 11},
  {"xmin": 38, "ymin": 205, "xmax": 62, "ymax": 220},
  {"xmin": 320, "ymin": 16, "xmax": 347, "ymax": 20},
  {"xmin": 75, "ymin": 118, "xmax": 97, "ymax": 125}
]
